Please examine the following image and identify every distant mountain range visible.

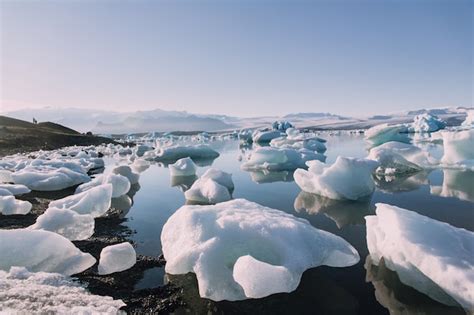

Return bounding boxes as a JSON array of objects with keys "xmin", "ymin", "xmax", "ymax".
[{"xmin": 3, "ymin": 106, "xmax": 470, "ymax": 134}]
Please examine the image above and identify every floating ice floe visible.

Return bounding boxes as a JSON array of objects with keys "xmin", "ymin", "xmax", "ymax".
[
  {"xmin": 0, "ymin": 196, "xmax": 32, "ymax": 215},
  {"xmin": 365, "ymin": 124, "xmax": 410, "ymax": 147},
  {"xmin": 169, "ymin": 157, "xmax": 197, "ymax": 177},
  {"xmin": 408, "ymin": 114, "xmax": 446, "ymax": 133},
  {"xmin": 112, "ymin": 165, "xmax": 140, "ymax": 185},
  {"xmin": 270, "ymin": 128, "xmax": 327, "ymax": 153},
  {"xmin": 252, "ymin": 130, "xmax": 284, "ymax": 144},
  {"xmin": 29, "ymin": 207, "xmax": 95, "ymax": 241},
  {"xmin": 184, "ymin": 168, "xmax": 234, "ymax": 204},
  {"xmin": 366, "ymin": 203, "xmax": 474, "ymax": 310},
  {"xmin": 98, "ymin": 242, "xmax": 137, "ymax": 275},
  {"xmin": 440, "ymin": 130, "xmax": 474, "ymax": 169},
  {"xmin": 367, "ymin": 141, "xmax": 438, "ymax": 174},
  {"xmin": 0, "ymin": 184, "xmax": 31, "ymax": 196},
  {"xmin": 161, "ymin": 199, "xmax": 360, "ymax": 301},
  {"xmin": 49, "ymin": 184, "xmax": 113, "ymax": 217},
  {"xmin": 241, "ymin": 147, "xmax": 326, "ymax": 171},
  {"xmin": 272, "ymin": 120, "xmax": 294, "ymax": 131},
  {"xmin": 294, "ymin": 157, "xmax": 379, "ymax": 200},
  {"xmin": 430, "ymin": 169, "xmax": 474, "ymax": 202},
  {"xmin": 154, "ymin": 144, "xmax": 219, "ymax": 162},
  {"xmin": 0, "ymin": 267, "xmax": 125, "ymax": 314},
  {"xmin": 11, "ymin": 166, "xmax": 90, "ymax": 191},
  {"xmin": 76, "ymin": 173, "xmax": 131, "ymax": 198},
  {"xmin": 0, "ymin": 229, "xmax": 96, "ymax": 275}
]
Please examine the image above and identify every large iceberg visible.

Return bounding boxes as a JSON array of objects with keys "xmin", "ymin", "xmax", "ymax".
[
  {"xmin": 0, "ymin": 229, "xmax": 96, "ymax": 275},
  {"xmin": 367, "ymin": 141, "xmax": 437, "ymax": 174},
  {"xmin": 11, "ymin": 166, "xmax": 90, "ymax": 191},
  {"xmin": 184, "ymin": 168, "xmax": 234, "ymax": 204},
  {"xmin": 242, "ymin": 147, "xmax": 326, "ymax": 171},
  {"xmin": 29, "ymin": 207, "xmax": 95, "ymax": 241},
  {"xmin": 408, "ymin": 114, "xmax": 446, "ymax": 133},
  {"xmin": 75, "ymin": 173, "xmax": 131, "ymax": 198},
  {"xmin": 440, "ymin": 130, "xmax": 474, "ymax": 168},
  {"xmin": 365, "ymin": 123, "xmax": 410, "ymax": 147},
  {"xmin": 49, "ymin": 184, "xmax": 113, "ymax": 217},
  {"xmin": 161, "ymin": 199, "xmax": 359, "ymax": 301},
  {"xmin": 98, "ymin": 242, "xmax": 137, "ymax": 275},
  {"xmin": 0, "ymin": 267, "xmax": 125, "ymax": 314},
  {"xmin": 154, "ymin": 144, "xmax": 219, "ymax": 162},
  {"xmin": 252, "ymin": 130, "xmax": 284, "ymax": 144},
  {"xmin": 294, "ymin": 157, "xmax": 379, "ymax": 200},
  {"xmin": 169, "ymin": 157, "xmax": 197, "ymax": 177},
  {"xmin": 0, "ymin": 196, "xmax": 32, "ymax": 215},
  {"xmin": 366, "ymin": 203, "xmax": 474, "ymax": 310}
]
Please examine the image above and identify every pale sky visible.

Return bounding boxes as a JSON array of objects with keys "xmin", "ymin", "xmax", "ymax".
[{"xmin": 0, "ymin": 0, "xmax": 472, "ymax": 117}]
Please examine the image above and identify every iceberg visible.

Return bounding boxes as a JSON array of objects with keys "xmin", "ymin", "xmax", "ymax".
[
  {"xmin": 49, "ymin": 184, "xmax": 113, "ymax": 217},
  {"xmin": 170, "ymin": 175, "xmax": 198, "ymax": 192},
  {"xmin": 0, "ymin": 267, "xmax": 125, "ymax": 314},
  {"xmin": 270, "ymin": 128, "xmax": 327, "ymax": 153},
  {"xmin": 0, "ymin": 229, "xmax": 96, "ymax": 275},
  {"xmin": 29, "ymin": 207, "xmax": 95, "ymax": 241},
  {"xmin": 154, "ymin": 144, "xmax": 219, "ymax": 162},
  {"xmin": 272, "ymin": 120, "xmax": 293, "ymax": 131},
  {"xmin": 184, "ymin": 168, "xmax": 234, "ymax": 204},
  {"xmin": 11, "ymin": 166, "xmax": 90, "ymax": 191},
  {"xmin": 0, "ymin": 196, "xmax": 32, "ymax": 215},
  {"xmin": 252, "ymin": 130, "xmax": 284, "ymax": 144},
  {"xmin": 366, "ymin": 203, "xmax": 474, "ymax": 310},
  {"xmin": 76, "ymin": 173, "xmax": 131, "ymax": 198},
  {"xmin": 294, "ymin": 157, "xmax": 379, "ymax": 200},
  {"xmin": 161, "ymin": 199, "xmax": 360, "ymax": 301},
  {"xmin": 112, "ymin": 165, "xmax": 140, "ymax": 185},
  {"xmin": 241, "ymin": 147, "xmax": 326, "ymax": 171},
  {"xmin": 169, "ymin": 157, "xmax": 197, "ymax": 177},
  {"xmin": 367, "ymin": 141, "xmax": 437, "ymax": 174},
  {"xmin": 0, "ymin": 188, "xmax": 12, "ymax": 196},
  {"xmin": 365, "ymin": 123, "xmax": 410, "ymax": 147},
  {"xmin": 408, "ymin": 114, "xmax": 446, "ymax": 133},
  {"xmin": 98, "ymin": 242, "xmax": 137, "ymax": 275},
  {"xmin": 0, "ymin": 184, "xmax": 31, "ymax": 196},
  {"xmin": 440, "ymin": 130, "xmax": 474, "ymax": 167}
]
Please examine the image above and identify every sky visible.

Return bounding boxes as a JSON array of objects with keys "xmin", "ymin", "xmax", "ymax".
[{"xmin": 0, "ymin": 0, "xmax": 472, "ymax": 117}]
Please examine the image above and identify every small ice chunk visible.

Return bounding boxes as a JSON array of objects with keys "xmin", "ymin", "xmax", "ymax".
[
  {"xmin": 169, "ymin": 157, "xmax": 197, "ymax": 177},
  {"xmin": 366, "ymin": 203, "xmax": 474, "ymax": 310},
  {"xmin": 11, "ymin": 166, "xmax": 90, "ymax": 191},
  {"xmin": 0, "ymin": 196, "xmax": 32, "ymax": 215},
  {"xmin": 76, "ymin": 173, "xmax": 131, "ymax": 198},
  {"xmin": 0, "ymin": 229, "xmax": 96, "ymax": 275},
  {"xmin": 365, "ymin": 123, "xmax": 410, "ymax": 146},
  {"xmin": 112, "ymin": 165, "xmax": 140, "ymax": 184},
  {"xmin": 98, "ymin": 242, "xmax": 137, "ymax": 275},
  {"xmin": 29, "ymin": 207, "xmax": 95, "ymax": 241},
  {"xmin": 294, "ymin": 156, "xmax": 379, "ymax": 200},
  {"xmin": 185, "ymin": 177, "xmax": 231, "ymax": 204},
  {"xmin": 161, "ymin": 199, "xmax": 359, "ymax": 301},
  {"xmin": 0, "ymin": 184, "xmax": 31, "ymax": 196},
  {"xmin": 242, "ymin": 147, "xmax": 325, "ymax": 171},
  {"xmin": 199, "ymin": 168, "xmax": 234, "ymax": 191},
  {"xmin": 440, "ymin": 130, "xmax": 474, "ymax": 166},
  {"xmin": 0, "ymin": 267, "xmax": 125, "ymax": 313},
  {"xmin": 49, "ymin": 184, "xmax": 113, "ymax": 217}
]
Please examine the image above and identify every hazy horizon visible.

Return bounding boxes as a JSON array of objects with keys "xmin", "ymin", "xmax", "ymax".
[{"xmin": 1, "ymin": 0, "xmax": 472, "ymax": 116}]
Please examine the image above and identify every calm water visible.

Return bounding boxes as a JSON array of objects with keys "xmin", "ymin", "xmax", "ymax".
[{"xmin": 111, "ymin": 134, "xmax": 472, "ymax": 314}]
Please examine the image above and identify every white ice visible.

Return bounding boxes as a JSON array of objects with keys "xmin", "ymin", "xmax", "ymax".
[
  {"xmin": 0, "ymin": 196, "xmax": 32, "ymax": 215},
  {"xmin": 440, "ymin": 130, "xmax": 474, "ymax": 168},
  {"xmin": 184, "ymin": 168, "xmax": 234, "ymax": 204},
  {"xmin": 49, "ymin": 184, "xmax": 113, "ymax": 217},
  {"xmin": 365, "ymin": 123, "xmax": 410, "ymax": 146},
  {"xmin": 294, "ymin": 156, "xmax": 379, "ymax": 200},
  {"xmin": 408, "ymin": 114, "xmax": 446, "ymax": 133},
  {"xmin": 252, "ymin": 130, "xmax": 284, "ymax": 144},
  {"xmin": 0, "ymin": 267, "xmax": 125, "ymax": 314},
  {"xmin": 461, "ymin": 110, "xmax": 474, "ymax": 128},
  {"xmin": 29, "ymin": 207, "xmax": 95, "ymax": 241},
  {"xmin": 0, "ymin": 184, "xmax": 31, "ymax": 196},
  {"xmin": 241, "ymin": 147, "xmax": 326, "ymax": 171},
  {"xmin": 161, "ymin": 199, "xmax": 359, "ymax": 301},
  {"xmin": 11, "ymin": 166, "xmax": 90, "ymax": 191},
  {"xmin": 366, "ymin": 203, "xmax": 474, "ymax": 310},
  {"xmin": 112, "ymin": 165, "xmax": 140, "ymax": 185},
  {"xmin": 0, "ymin": 229, "xmax": 96, "ymax": 275},
  {"xmin": 76, "ymin": 173, "xmax": 131, "ymax": 198},
  {"xmin": 154, "ymin": 144, "xmax": 219, "ymax": 161},
  {"xmin": 169, "ymin": 157, "xmax": 197, "ymax": 177},
  {"xmin": 98, "ymin": 242, "xmax": 137, "ymax": 275}
]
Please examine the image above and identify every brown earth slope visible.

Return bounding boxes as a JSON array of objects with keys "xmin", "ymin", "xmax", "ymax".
[{"xmin": 0, "ymin": 115, "xmax": 117, "ymax": 156}]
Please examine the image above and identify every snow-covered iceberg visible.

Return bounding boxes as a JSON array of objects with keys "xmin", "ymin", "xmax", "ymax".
[
  {"xmin": 252, "ymin": 130, "xmax": 283, "ymax": 144},
  {"xmin": 0, "ymin": 184, "xmax": 30, "ymax": 196},
  {"xmin": 0, "ymin": 196, "xmax": 32, "ymax": 215},
  {"xmin": 161, "ymin": 199, "xmax": 360, "ymax": 301},
  {"xmin": 0, "ymin": 229, "xmax": 96, "ymax": 275},
  {"xmin": 241, "ymin": 147, "xmax": 326, "ymax": 171},
  {"xmin": 366, "ymin": 203, "xmax": 474, "ymax": 310},
  {"xmin": 75, "ymin": 173, "xmax": 131, "ymax": 198},
  {"xmin": 29, "ymin": 207, "xmax": 95, "ymax": 241},
  {"xmin": 408, "ymin": 114, "xmax": 446, "ymax": 133},
  {"xmin": 365, "ymin": 124, "xmax": 410, "ymax": 147},
  {"xmin": 11, "ymin": 166, "xmax": 90, "ymax": 191},
  {"xmin": 184, "ymin": 168, "xmax": 234, "ymax": 204},
  {"xmin": 368, "ymin": 141, "xmax": 437, "ymax": 174},
  {"xmin": 294, "ymin": 157, "xmax": 379, "ymax": 200},
  {"xmin": 169, "ymin": 157, "xmax": 197, "ymax": 177},
  {"xmin": 49, "ymin": 184, "xmax": 113, "ymax": 217},
  {"xmin": 154, "ymin": 144, "xmax": 219, "ymax": 162},
  {"xmin": 98, "ymin": 242, "xmax": 137, "ymax": 275},
  {"xmin": 270, "ymin": 128, "xmax": 327, "ymax": 153},
  {"xmin": 0, "ymin": 267, "xmax": 125, "ymax": 314},
  {"xmin": 440, "ymin": 130, "xmax": 474, "ymax": 168}
]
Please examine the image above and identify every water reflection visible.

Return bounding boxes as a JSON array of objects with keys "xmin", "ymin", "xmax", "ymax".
[
  {"xmin": 430, "ymin": 169, "xmax": 474, "ymax": 202},
  {"xmin": 374, "ymin": 171, "xmax": 430, "ymax": 193},
  {"xmin": 166, "ymin": 267, "xmax": 359, "ymax": 315},
  {"xmin": 365, "ymin": 256, "xmax": 465, "ymax": 315},
  {"xmin": 108, "ymin": 183, "xmax": 140, "ymax": 218},
  {"xmin": 170, "ymin": 175, "xmax": 198, "ymax": 192},
  {"xmin": 294, "ymin": 191, "xmax": 374, "ymax": 228},
  {"xmin": 249, "ymin": 170, "xmax": 294, "ymax": 184}
]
